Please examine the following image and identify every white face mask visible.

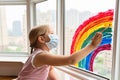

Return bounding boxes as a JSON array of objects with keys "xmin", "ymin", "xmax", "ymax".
[{"xmin": 46, "ymin": 34, "xmax": 59, "ymax": 50}]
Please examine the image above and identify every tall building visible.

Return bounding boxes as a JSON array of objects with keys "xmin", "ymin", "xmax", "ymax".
[
  {"xmin": 0, "ymin": 7, "xmax": 8, "ymax": 51},
  {"xmin": 12, "ymin": 21, "xmax": 22, "ymax": 36}
]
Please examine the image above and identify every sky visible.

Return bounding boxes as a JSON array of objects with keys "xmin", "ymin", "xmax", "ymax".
[
  {"xmin": 5, "ymin": 6, "xmax": 26, "ymax": 30},
  {"xmin": 36, "ymin": 0, "xmax": 115, "ymax": 13},
  {"xmin": 65, "ymin": 0, "xmax": 115, "ymax": 13}
]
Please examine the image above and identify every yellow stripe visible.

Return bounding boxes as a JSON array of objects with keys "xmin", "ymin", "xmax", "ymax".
[{"xmin": 75, "ymin": 22, "xmax": 112, "ymax": 51}]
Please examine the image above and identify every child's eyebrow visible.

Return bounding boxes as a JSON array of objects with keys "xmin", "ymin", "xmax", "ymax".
[{"xmin": 51, "ymin": 32, "xmax": 54, "ymax": 34}]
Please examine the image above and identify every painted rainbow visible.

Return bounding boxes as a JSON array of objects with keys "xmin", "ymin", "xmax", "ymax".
[{"xmin": 70, "ymin": 9, "xmax": 114, "ymax": 71}]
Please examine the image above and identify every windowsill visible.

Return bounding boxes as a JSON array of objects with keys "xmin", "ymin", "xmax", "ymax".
[
  {"xmin": 0, "ymin": 52, "xmax": 29, "ymax": 63},
  {"xmin": 55, "ymin": 66, "xmax": 109, "ymax": 80}
]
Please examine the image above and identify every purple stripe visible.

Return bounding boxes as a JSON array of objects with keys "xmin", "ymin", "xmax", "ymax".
[{"xmin": 89, "ymin": 44, "xmax": 111, "ymax": 71}]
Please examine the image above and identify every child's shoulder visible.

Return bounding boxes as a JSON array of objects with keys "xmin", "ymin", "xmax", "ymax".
[
  {"xmin": 34, "ymin": 48, "xmax": 47, "ymax": 53},
  {"xmin": 34, "ymin": 49, "xmax": 50, "ymax": 56},
  {"xmin": 33, "ymin": 50, "xmax": 51, "ymax": 62}
]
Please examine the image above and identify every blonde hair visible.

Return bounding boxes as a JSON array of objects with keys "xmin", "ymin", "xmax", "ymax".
[{"xmin": 29, "ymin": 24, "xmax": 50, "ymax": 53}]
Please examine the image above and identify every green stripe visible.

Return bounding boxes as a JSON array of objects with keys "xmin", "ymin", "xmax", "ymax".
[{"xmin": 78, "ymin": 27, "xmax": 112, "ymax": 68}]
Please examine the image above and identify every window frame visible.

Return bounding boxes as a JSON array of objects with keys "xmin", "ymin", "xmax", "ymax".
[
  {"xmin": 0, "ymin": 0, "xmax": 41, "ymax": 55},
  {"xmin": 112, "ymin": 0, "xmax": 120, "ymax": 80},
  {"xmin": 0, "ymin": 1, "xmax": 29, "ymax": 64},
  {"xmin": 0, "ymin": 0, "xmax": 52, "ymax": 59},
  {"xmin": 55, "ymin": 66, "xmax": 110, "ymax": 80},
  {"xmin": 31, "ymin": 0, "xmax": 47, "ymax": 3},
  {"xmin": 0, "ymin": 5, "xmax": 28, "ymax": 54},
  {"xmin": 58, "ymin": 0, "xmax": 120, "ymax": 80},
  {"xmin": 0, "ymin": 0, "xmax": 120, "ymax": 80},
  {"xmin": 0, "ymin": 0, "xmax": 26, "ymax": 5},
  {"xmin": 0, "ymin": 0, "xmax": 32, "ymax": 56}
]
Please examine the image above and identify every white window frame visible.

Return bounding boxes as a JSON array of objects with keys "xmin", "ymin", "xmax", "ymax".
[
  {"xmin": 31, "ymin": 0, "xmax": 47, "ymax": 3},
  {"xmin": 27, "ymin": 0, "xmax": 49, "ymax": 53},
  {"xmin": 56, "ymin": 0, "xmax": 120, "ymax": 80},
  {"xmin": 0, "ymin": 0, "xmax": 26, "ymax": 5},
  {"xmin": 56, "ymin": 0, "xmax": 64, "ymax": 55},
  {"xmin": 112, "ymin": 0, "xmax": 120, "ymax": 80},
  {"xmin": 0, "ymin": 0, "xmax": 120, "ymax": 80},
  {"xmin": 0, "ymin": 0, "xmax": 36, "ymax": 61},
  {"xmin": 0, "ymin": 1, "xmax": 29, "ymax": 56},
  {"xmin": 55, "ymin": 66, "xmax": 109, "ymax": 80},
  {"xmin": 0, "ymin": 0, "xmax": 40, "ymax": 55}
]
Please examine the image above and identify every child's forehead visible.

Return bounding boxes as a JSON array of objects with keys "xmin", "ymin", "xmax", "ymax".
[{"xmin": 47, "ymin": 26, "xmax": 54, "ymax": 33}]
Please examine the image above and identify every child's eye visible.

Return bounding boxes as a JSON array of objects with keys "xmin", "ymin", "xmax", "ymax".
[{"xmin": 50, "ymin": 32, "xmax": 54, "ymax": 34}]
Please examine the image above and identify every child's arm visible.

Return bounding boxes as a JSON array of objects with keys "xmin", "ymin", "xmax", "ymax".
[{"xmin": 33, "ymin": 32, "xmax": 102, "ymax": 67}]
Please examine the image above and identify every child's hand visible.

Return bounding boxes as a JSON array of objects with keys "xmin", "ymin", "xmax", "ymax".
[{"xmin": 90, "ymin": 32, "xmax": 102, "ymax": 48}]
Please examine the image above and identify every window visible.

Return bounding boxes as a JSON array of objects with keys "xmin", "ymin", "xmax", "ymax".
[
  {"xmin": 36, "ymin": 0, "xmax": 56, "ymax": 33},
  {"xmin": 65, "ymin": 0, "xmax": 115, "ymax": 79},
  {"xmin": 36, "ymin": 0, "xmax": 57, "ymax": 53},
  {"xmin": 0, "ymin": 5, "xmax": 27, "ymax": 53}
]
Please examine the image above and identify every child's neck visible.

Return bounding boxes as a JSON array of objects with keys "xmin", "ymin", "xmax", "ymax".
[{"xmin": 36, "ymin": 44, "xmax": 50, "ymax": 52}]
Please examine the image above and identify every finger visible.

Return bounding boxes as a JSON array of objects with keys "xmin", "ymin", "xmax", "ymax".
[
  {"xmin": 91, "ymin": 32, "xmax": 102, "ymax": 40},
  {"xmin": 96, "ymin": 32, "xmax": 102, "ymax": 38},
  {"xmin": 94, "ymin": 33, "xmax": 100, "ymax": 38},
  {"xmin": 96, "ymin": 35, "xmax": 102, "ymax": 39},
  {"xmin": 98, "ymin": 33, "xmax": 103, "ymax": 38},
  {"xmin": 91, "ymin": 33, "xmax": 98, "ymax": 40}
]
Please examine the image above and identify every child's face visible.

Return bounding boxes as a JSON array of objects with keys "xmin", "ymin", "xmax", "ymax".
[
  {"xmin": 39, "ymin": 26, "xmax": 54, "ymax": 43},
  {"xmin": 44, "ymin": 27, "xmax": 59, "ymax": 50},
  {"xmin": 38, "ymin": 26, "xmax": 59, "ymax": 50},
  {"xmin": 45, "ymin": 27, "xmax": 54, "ymax": 42}
]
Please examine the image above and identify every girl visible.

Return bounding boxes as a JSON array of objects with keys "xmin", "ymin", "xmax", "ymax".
[{"xmin": 17, "ymin": 25, "xmax": 102, "ymax": 80}]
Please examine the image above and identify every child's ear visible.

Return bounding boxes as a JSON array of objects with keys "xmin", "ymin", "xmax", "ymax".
[{"xmin": 38, "ymin": 36, "xmax": 45, "ymax": 43}]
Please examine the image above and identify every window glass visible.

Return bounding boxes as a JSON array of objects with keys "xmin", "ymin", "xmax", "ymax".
[
  {"xmin": 36, "ymin": 0, "xmax": 56, "ymax": 33},
  {"xmin": 65, "ymin": 0, "xmax": 115, "ymax": 79},
  {"xmin": 36, "ymin": 0, "xmax": 57, "ymax": 53},
  {"xmin": 0, "ymin": 5, "xmax": 27, "ymax": 53}
]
